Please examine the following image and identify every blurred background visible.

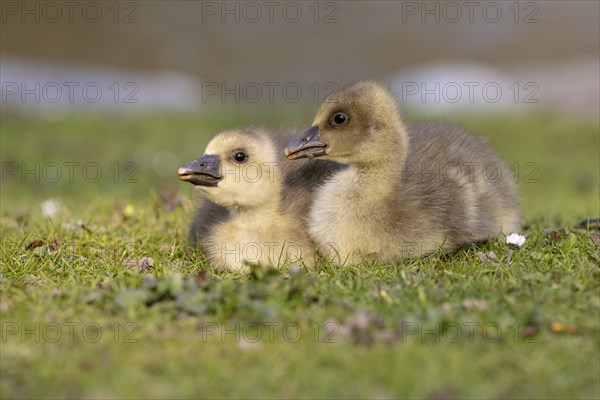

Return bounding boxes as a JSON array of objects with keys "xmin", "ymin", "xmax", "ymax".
[{"xmin": 1, "ymin": 0, "xmax": 599, "ymax": 221}]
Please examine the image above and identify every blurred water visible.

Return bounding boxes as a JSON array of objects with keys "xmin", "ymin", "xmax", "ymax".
[
  {"xmin": 1, "ymin": 57, "xmax": 202, "ymax": 115},
  {"xmin": 2, "ymin": 56, "xmax": 597, "ymax": 116},
  {"xmin": 1, "ymin": 1, "xmax": 598, "ymax": 116},
  {"xmin": 390, "ymin": 58, "xmax": 599, "ymax": 115}
]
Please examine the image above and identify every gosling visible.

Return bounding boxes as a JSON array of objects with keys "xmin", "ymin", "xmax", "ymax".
[
  {"xmin": 284, "ymin": 81, "xmax": 521, "ymax": 265},
  {"xmin": 179, "ymin": 127, "xmax": 339, "ymax": 272}
]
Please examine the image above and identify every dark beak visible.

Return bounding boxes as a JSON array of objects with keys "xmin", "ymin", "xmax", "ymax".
[
  {"xmin": 178, "ymin": 154, "xmax": 222, "ymax": 187},
  {"xmin": 284, "ymin": 126, "xmax": 327, "ymax": 160}
]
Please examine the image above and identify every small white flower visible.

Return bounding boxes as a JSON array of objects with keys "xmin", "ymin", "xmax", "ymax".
[
  {"xmin": 41, "ymin": 199, "xmax": 59, "ymax": 217},
  {"xmin": 506, "ymin": 232, "xmax": 526, "ymax": 247}
]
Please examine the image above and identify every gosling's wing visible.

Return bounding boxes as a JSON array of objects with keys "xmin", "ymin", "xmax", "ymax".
[
  {"xmin": 405, "ymin": 122, "xmax": 517, "ymax": 200},
  {"xmin": 188, "ymin": 195, "xmax": 230, "ymax": 246},
  {"xmin": 404, "ymin": 122, "xmax": 520, "ymax": 240}
]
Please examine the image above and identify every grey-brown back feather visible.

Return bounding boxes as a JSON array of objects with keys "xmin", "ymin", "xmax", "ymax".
[
  {"xmin": 395, "ymin": 122, "xmax": 519, "ymax": 245},
  {"xmin": 188, "ymin": 196, "xmax": 229, "ymax": 249}
]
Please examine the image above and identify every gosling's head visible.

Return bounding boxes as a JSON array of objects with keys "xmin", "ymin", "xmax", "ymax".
[
  {"xmin": 284, "ymin": 81, "xmax": 406, "ymax": 165},
  {"xmin": 178, "ymin": 128, "xmax": 281, "ymax": 209}
]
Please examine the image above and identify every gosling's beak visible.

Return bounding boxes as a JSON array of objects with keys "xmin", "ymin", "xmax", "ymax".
[
  {"xmin": 284, "ymin": 126, "xmax": 327, "ymax": 160},
  {"xmin": 178, "ymin": 154, "xmax": 222, "ymax": 187}
]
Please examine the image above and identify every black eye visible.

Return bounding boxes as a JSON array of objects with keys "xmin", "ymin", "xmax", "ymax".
[
  {"xmin": 331, "ymin": 112, "xmax": 348, "ymax": 126},
  {"xmin": 233, "ymin": 151, "xmax": 247, "ymax": 163}
]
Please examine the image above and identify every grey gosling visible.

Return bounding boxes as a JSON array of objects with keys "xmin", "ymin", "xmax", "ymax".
[
  {"xmin": 284, "ymin": 81, "xmax": 521, "ymax": 265},
  {"xmin": 179, "ymin": 127, "xmax": 340, "ymax": 272}
]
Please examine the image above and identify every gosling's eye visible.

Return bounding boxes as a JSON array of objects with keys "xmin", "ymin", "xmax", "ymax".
[
  {"xmin": 331, "ymin": 112, "xmax": 348, "ymax": 126},
  {"xmin": 233, "ymin": 151, "xmax": 248, "ymax": 163}
]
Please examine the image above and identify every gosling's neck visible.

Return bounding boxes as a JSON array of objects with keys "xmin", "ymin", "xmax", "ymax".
[
  {"xmin": 230, "ymin": 175, "xmax": 286, "ymax": 226},
  {"xmin": 350, "ymin": 122, "xmax": 409, "ymax": 196}
]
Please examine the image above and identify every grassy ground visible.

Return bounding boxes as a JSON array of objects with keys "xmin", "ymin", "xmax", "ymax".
[{"xmin": 1, "ymin": 110, "xmax": 599, "ymax": 399}]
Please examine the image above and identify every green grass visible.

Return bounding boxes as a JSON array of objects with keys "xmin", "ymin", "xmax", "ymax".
[{"xmin": 1, "ymin": 110, "xmax": 599, "ymax": 399}]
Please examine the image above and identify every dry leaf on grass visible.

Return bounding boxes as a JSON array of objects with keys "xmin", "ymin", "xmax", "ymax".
[
  {"xmin": 549, "ymin": 322, "xmax": 579, "ymax": 335},
  {"xmin": 25, "ymin": 239, "xmax": 45, "ymax": 250},
  {"xmin": 193, "ymin": 270, "xmax": 210, "ymax": 284},
  {"xmin": 476, "ymin": 251, "xmax": 498, "ymax": 263},
  {"xmin": 123, "ymin": 257, "xmax": 155, "ymax": 272},
  {"xmin": 25, "ymin": 237, "xmax": 59, "ymax": 251},
  {"xmin": 589, "ymin": 232, "xmax": 600, "ymax": 248},
  {"xmin": 521, "ymin": 323, "xmax": 540, "ymax": 338},
  {"xmin": 546, "ymin": 229, "xmax": 567, "ymax": 244}
]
